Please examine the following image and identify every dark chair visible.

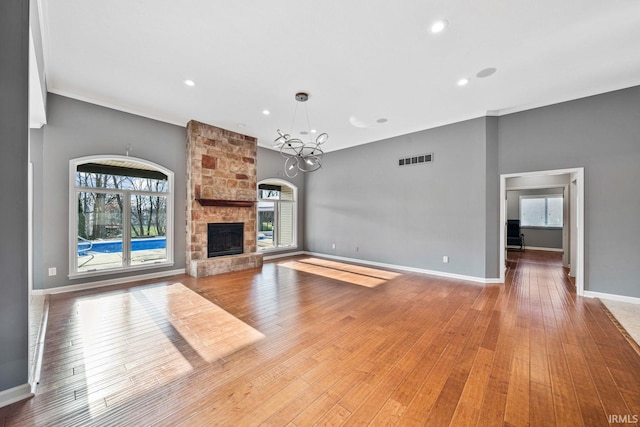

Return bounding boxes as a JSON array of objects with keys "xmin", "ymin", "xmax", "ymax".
[{"xmin": 507, "ymin": 220, "xmax": 525, "ymax": 251}]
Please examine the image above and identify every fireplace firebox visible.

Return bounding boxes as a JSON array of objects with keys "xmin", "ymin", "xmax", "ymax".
[{"xmin": 207, "ymin": 223, "xmax": 244, "ymax": 257}]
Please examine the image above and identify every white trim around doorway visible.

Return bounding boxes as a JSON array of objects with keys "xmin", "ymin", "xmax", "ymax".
[{"xmin": 499, "ymin": 168, "xmax": 584, "ymax": 296}]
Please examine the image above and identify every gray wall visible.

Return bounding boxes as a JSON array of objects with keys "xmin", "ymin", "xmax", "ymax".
[
  {"xmin": 499, "ymin": 86, "xmax": 640, "ymax": 297},
  {"xmin": 256, "ymin": 146, "xmax": 305, "ymax": 256},
  {"xmin": 0, "ymin": 0, "xmax": 30, "ymax": 392},
  {"xmin": 37, "ymin": 94, "xmax": 187, "ymax": 289},
  {"xmin": 31, "ymin": 128, "xmax": 45, "ymax": 290},
  {"xmin": 305, "ymin": 117, "xmax": 497, "ymax": 279},
  {"xmin": 485, "ymin": 117, "xmax": 500, "ymax": 277},
  {"xmin": 30, "ymin": 77, "xmax": 640, "ymax": 302},
  {"xmin": 507, "ymin": 188, "xmax": 563, "ymax": 249}
]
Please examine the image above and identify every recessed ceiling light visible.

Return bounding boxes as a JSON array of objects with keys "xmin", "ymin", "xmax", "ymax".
[
  {"xmin": 457, "ymin": 78, "xmax": 469, "ymax": 87},
  {"xmin": 430, "ymin": 20, "xmax": 448, "ymax": 34},
  {"xmin": 262, "ymin": 109, "xmax": 270, "ymax": 115},
  {"xmin": 184, "ymin": 79, "xmax": 195, "ymax": 87},
  {"xmin": 310, "ymin": 129, "xmax": 317, "ymax": 134}
]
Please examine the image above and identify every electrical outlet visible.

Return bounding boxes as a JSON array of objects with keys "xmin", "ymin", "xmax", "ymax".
[
  {"xmin": 48, "ymin": 267, "xmax": 57, "ymax": 276},
  {"xmin": 332, "ymin": 243, "xmax": 336, "ymax": 249},
  {"xmin": 442, "ymin": 256, "xmax": 449, "ymax": 263}
]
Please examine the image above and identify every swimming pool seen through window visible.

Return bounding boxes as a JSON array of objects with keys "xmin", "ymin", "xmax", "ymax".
[{"xmin": 70, "ymin": 156, "xmax": 174, "ymax": 277}]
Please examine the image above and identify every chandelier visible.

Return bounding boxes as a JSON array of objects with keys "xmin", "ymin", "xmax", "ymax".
[{"xmin": 273, "ymin": 92, "xmax": 328, "ymax": 178}]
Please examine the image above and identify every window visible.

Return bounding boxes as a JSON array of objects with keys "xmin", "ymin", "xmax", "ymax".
[
  {"xmin": 70, "ymin": 156, "xmax": 174, "ymax": 277},
  {"xmin": 520, "ymin": 195, "xmax": 563, "ymax": 227},
  {"xmin": 257, "ymin": 180, "xmax": 297, "ymax": 251}
]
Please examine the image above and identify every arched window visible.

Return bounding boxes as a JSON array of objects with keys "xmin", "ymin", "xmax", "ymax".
[
  {"xmin": 69, "ymin": 155, "xmax": 174, "ymax": 277},
  {"xmin": 257, "ymin": 179, "xmax": 297, "ymax": 251}
]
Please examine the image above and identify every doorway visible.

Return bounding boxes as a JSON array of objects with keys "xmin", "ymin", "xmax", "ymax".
[{"xmin": 499, "ymin": 168, "xmax": 584, "ymax": 295}]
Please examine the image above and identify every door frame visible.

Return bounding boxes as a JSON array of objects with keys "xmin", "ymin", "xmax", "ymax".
[{"xmin": 499, "ymin": 167, "xmax": 584, "ymax": 295}]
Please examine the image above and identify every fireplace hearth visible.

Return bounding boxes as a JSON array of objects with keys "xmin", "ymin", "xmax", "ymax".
[{"xmin": 208, "ymin": 223, "xmax": 244, "ymax": 257}]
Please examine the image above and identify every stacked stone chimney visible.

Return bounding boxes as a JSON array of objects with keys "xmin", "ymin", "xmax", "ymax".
[{"xmin": 186, "ymin": 120, "xmax": 263, "ymax": 277}]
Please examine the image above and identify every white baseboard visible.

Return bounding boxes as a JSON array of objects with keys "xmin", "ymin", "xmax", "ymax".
[
  {"xmin": 263, "ymin": 251, "xmax": 306, "ymax": 261},
  {"xmin": 303, "ymin": 252, "xmax": 502, "ymax": 284},
  {"xmin": 32, "ymin": 268, "xmax": 186, "ymax": 295},
  {"xmin": 584, "ymin": 291, "xmax": 640, "ymax": 304},
  {"xmin": 508, "ymin": 245, "xmax": 563, "ymax": 252},
  {"xmin": 0, "ymin": 384, "xmax": 33, "ymax": 408},
  {"xmin": 524, "ymin": 246, "xmax": 564, "ymax": 252}
]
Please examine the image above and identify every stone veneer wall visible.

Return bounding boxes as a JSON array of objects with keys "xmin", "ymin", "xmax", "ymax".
[{"xmin": 186, "ymin": 120, "xmax": 263, "ymax": 277}]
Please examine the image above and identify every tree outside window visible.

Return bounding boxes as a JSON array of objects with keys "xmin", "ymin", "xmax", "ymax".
[
  {"xmin": 71, "ymin": 157, "xmax": 173, "ymax": 276},
  {"xmin": 257, "ymin": 180, "xmax": 296, "ymax": 250}
]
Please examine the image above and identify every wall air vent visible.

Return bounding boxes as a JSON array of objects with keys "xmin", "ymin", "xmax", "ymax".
[{"xmin": 398, "ymin": 153, "xmax": 433, "ymax": 167}]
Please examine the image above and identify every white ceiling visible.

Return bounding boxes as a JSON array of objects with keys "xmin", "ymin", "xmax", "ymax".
[{"xmin": 38, "ymin": 0, "xmax": 640, "ymax": 152}]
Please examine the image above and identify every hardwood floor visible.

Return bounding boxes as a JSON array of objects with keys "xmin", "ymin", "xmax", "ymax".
[{"xmin": 2, "ymin": 251, "xmax": 640, "ymax": 426}]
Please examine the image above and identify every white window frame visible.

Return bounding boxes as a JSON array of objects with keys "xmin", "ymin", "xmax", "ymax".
[
  {"xmin": 257, "ymin": 178, "xmax": 297, "ymax": 252},
  {"xmin": 519, "ymin": 194, "xmax": 564, "ymax": 229},
  {"xmin": 69, "ymin": 155, "xmax": 174, "ymax": 278}
]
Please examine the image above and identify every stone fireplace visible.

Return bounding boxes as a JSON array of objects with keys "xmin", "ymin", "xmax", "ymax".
[{"xmin": 186, "ymin": 120, "xmax": 263, "ymax": 277}]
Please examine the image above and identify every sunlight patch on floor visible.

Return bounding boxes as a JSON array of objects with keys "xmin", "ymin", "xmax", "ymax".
[
  {"xmin": 76, "ymin": 292, "xmax": 193, "ymax": 417},
  {"xmin": 73, "ymin": 282, "xmax": 265, "ymax": 416},
  {"xmin": 138, "ymin": 282, "xmax": 265, "ymax": 362},
  {"xmin": 278, "ymin": 258, "xmax": 401, "ymax": 288}
]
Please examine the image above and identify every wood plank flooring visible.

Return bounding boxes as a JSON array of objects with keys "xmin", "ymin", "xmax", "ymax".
[{"xmin": 2, "ymin": 251, "xmax": 640, "ymax": 426}]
